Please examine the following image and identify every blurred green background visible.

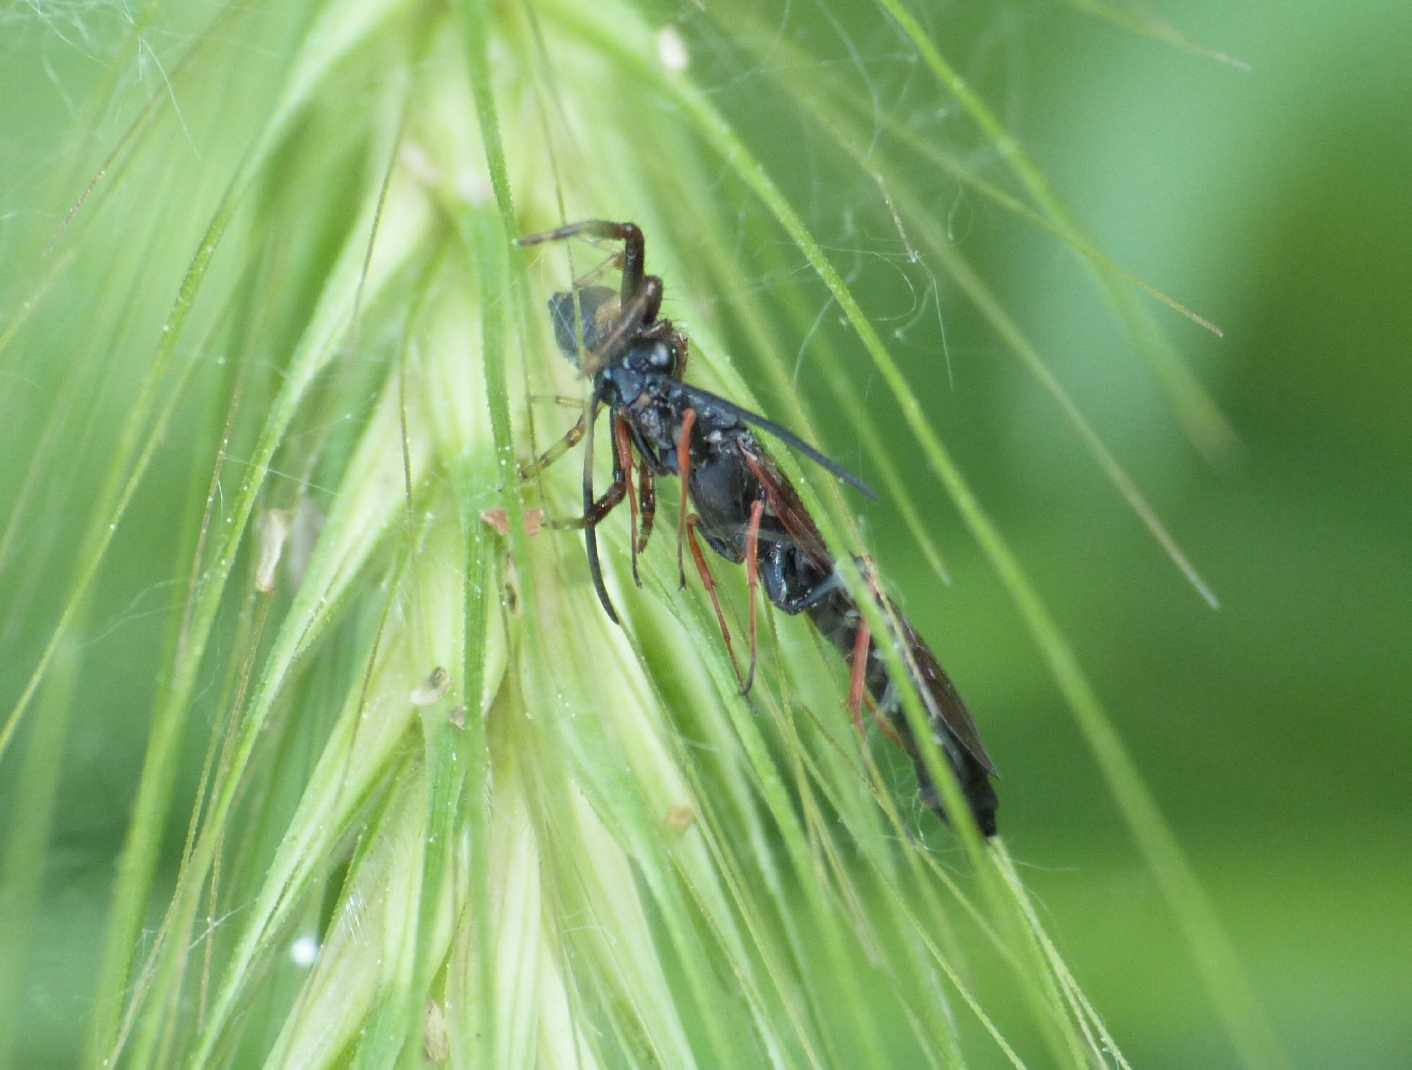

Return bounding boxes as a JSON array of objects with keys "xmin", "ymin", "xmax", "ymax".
[
  {"xmin": 659, "ymin": 3, "xmax": 1412, "ymax": 1057},
  {"xmin": 956, "ymin": 5, "xmax": 1412, "ymax": 1063},
  {"xmin": 3, "ymin": 0, "xmax": 1409, "ymax": 1066},
  {"xmin": 869, "ymin": 3, "xmax": 1412, "ymax": 1063}
]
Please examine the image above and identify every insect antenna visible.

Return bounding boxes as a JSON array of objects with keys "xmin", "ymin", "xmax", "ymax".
[
  {"xmin": 581, "ymin": 391, "xmax": 620, "ymax": 623},
  {"xmin": 673, "ymin": 383, "xmax": 878, "ymax": 499}
]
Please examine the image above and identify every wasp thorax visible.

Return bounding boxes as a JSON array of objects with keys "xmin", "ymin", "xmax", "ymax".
[{"xmin": 643, "ymin": 339, "xmax": 674, "ymax": 371}]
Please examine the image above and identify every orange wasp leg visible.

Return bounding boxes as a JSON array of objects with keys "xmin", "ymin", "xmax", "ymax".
[
  {"xmin": 851, "ymin": 559, "xmax": 905, "ymax": 746},
  {"xmin": 849, "ymin": 617, "xmax": 872, "ymax": 740},
  {"xmin": 675, "ymin": 407, "xmax": 698, "ymax": 589},
  {"xmin": 859, "ymin": 671, "xmax": 905, "ymax": 748},
  {"xmin": 742, "ymin": 499, "xmax": 765, "ymax": 695},
  {"xmin": 613, "ymin": 415, "xmax": 642, "ymax": 586},
  {"xmin": 686, "ymin": 514, "xmax": 746, "ymax": 690},
  {"xmin": 637, "ymin": 462, "xmax": 656, "ymax": 555}
]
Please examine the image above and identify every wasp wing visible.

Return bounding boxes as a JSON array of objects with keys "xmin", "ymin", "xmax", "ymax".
[
  {"xmin": 671, "ymin": 382, "xmax": 876, "ymax": 499},
  {"xmin": 887, "ymin": 605, "xmax": 996, "ymax": 774},
  {"xmin": 740, "ymin": 428, "xmax": 998, "ymax": 791},
  {"xmin": 736, "ymin": 438, "xmax": 835, "ymax": 572}
]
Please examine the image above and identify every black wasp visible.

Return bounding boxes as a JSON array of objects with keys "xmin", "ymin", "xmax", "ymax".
[{"xmin": 518, "ymin": 220, "xmax": 998, "ymax": 836}]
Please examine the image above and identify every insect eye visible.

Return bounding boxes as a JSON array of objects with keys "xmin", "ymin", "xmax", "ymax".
[{"xmin": 650, "ymin": 342, "xmax": 674, "ymax": 370}]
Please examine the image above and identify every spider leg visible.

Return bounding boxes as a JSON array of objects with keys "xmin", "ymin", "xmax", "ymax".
[
  {"xmin": 518, "ymin": 220, "xmax": 646, "ymax": 305},
  {"xmin": 573, "ymin": 250, "xmax": 626, "ymax": 290},
  {"xmin": 613, "ymin": 414, "xmax": 642, "ymax": 587},
  {"xmin": 583, "ymin": 276, "xmax": 662, "ymax": 372},
  {"xmin": 686, "ymin": 514, "xmax": 746, "ymax": 691},
  {"xmin": 742, "ymin": 499, "xmax": 765, "ymax": 695},
  {"xmin": 520, "ymin": 414, "xmax": 587, "ymax": 480},
  {"xmin": 531, "ymin": 393, "xmax": 587, "ymax": 410},
  {"xmin": 675, "ymin": 407, "xmax": 698, "ymax": 590},
  {"xmin": 520, "ymin": 220, "xmax": 663, "ymax": 371},
  {"xmin": 547, "ymin": 480, "xmax": 626, "ymax": 530}
]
